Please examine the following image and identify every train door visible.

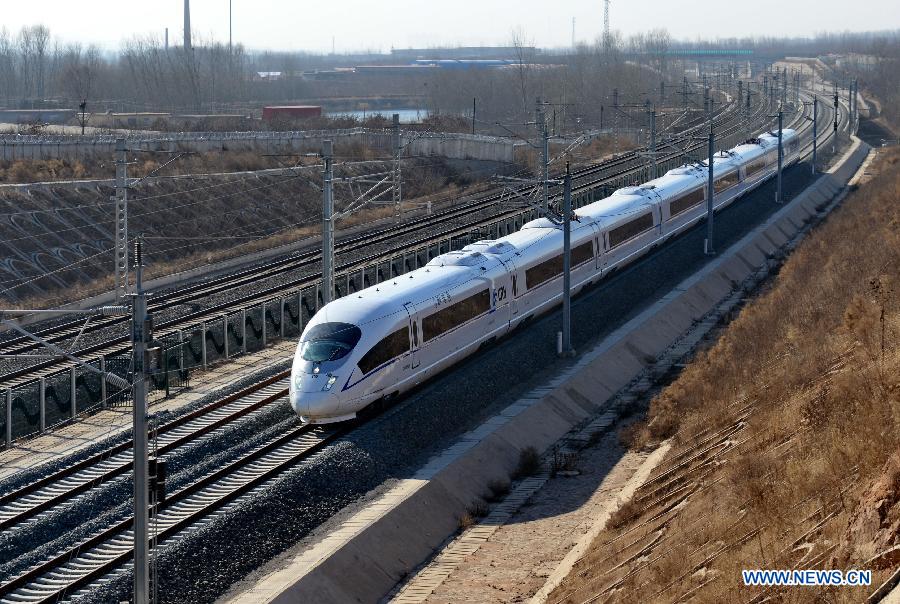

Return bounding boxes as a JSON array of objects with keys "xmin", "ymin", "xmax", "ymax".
[
  {"xmin": 403, "ymin": 302, "xmax": 420, "ymax": 369},
  {"xmin": 495, "ymin": 258, "xmax": 519, "ymax": 319}
]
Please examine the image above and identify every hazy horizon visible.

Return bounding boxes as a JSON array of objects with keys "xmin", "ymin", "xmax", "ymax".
[{"xmin": 3, "ymin": 0, "xmax": 899, "ymax": 54}]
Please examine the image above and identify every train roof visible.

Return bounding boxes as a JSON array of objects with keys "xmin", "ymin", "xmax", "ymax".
[
  {"xmin": 307, "ymin": 128, "xmax": 801, "ymax": 334},
  {"xmin": 311, "ymin": 251, "xmax": 508, "ymax": 329}
]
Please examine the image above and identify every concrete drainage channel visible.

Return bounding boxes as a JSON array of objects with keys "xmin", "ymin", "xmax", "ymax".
[{"xmin": 224, "ymin": 137, "xmax": 872, "ymax": 604}]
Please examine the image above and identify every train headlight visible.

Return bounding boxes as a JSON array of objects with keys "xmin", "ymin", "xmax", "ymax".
[
  {"xmin": 293, "ymin": 374, "xmax": 303, "ymax": 390},
  {"xmin": 323, "ymin": 374, "xmax": 337, "ymax": 391}
]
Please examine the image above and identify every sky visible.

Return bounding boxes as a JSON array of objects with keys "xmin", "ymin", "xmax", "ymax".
[{"xmin": 3, "ymin": 0, "xmax": 899, "ymax": 53}]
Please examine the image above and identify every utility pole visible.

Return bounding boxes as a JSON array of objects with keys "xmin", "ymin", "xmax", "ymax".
[
  {"xmin": 472, "ymin": 97, "xmax": 476, "ymax": 135},
  {"xmin": 113, "ymin": 139, "xmax": 129, "ymax": 304},
  {"xmin": 660, "ymin": 80, "xmax": 665, "ymax": 104},
  {"xmin": 78, "ymin": 100, "xmax": 87, "ymax": 135},
  {"xmin": 776, "ymin": 109, "xmax": 783, "ymax": 203},
  {"xmin": 132, "ymin": 234, "xmax": 150, "ymax": 604},
  {"xmin": 322, "ymin": 140, "xmax": 335, "ymax": 305},
  {"xmin": 705, "ymin": 118, "xmax": 715, "ymax": 255},
  {"xmin": 392, "ymin": 113, "xmax": 402, "ymax": 222},
  {"xmin": 560, "ymin": 163, "xmax": 575, "ymax": 357}
]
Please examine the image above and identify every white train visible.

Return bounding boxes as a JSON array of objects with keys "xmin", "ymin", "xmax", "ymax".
[{"xmin": 290, "ymin": 128, "xmax": 800, "ymax": 423}]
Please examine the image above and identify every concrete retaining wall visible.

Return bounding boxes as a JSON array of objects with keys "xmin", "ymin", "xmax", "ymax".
[
  {"xmin": 0, "ymin": 130, "xmax": 519, "ymax": 164},
  {"xmin": 227, "ymin": 138, "xmax": 872, "ymax": 604}
]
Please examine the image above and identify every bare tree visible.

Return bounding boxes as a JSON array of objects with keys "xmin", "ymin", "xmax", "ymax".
[{"xmin": 511, "ymin": 29, "xmax": 536, "ymax": 118}]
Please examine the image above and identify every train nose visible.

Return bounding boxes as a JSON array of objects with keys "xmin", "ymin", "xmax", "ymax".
[{"xmin": 290, "ymin": 373, "xmax": 342, "ymax": 420}]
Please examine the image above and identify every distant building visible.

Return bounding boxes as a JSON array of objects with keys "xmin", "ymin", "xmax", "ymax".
[
  {"xmin": 354, "ymin": 65, "xmax": 436, "ymax": 76},
  {"xmin": 262, "ymin": 106, "xmax": 323, "ymax": 121},
  {"xmin": 390, "ymin": 47, "xmax": 538, "ymax": 60},
  {"xmin": 90, "ymin": 112, "xmax": 169, "ymax": 128},
  {"xmin": 256, "ymin": 71, "xmax": 284, "ymax": 81},
  {"xmin": 0, "ymin": 109, "xmax": 76, "ymax": 125},
  {"xmin": 411, "ymin": 59, "xmax": 518, "ymax": 70}
]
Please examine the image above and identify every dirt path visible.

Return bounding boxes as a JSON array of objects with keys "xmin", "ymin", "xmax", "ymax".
[{"xmin": 389, "ymin": 428, "xmax": 667, "ymax": 604}]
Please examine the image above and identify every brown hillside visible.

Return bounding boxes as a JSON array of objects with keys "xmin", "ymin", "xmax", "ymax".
[{"xmin": 549, "ymin": 148, "xmax": 900, "ymax": 603}]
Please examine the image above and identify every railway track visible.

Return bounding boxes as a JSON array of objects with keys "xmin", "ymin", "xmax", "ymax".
[
  {"xmin": 0, "ymin": 93, "xmax": 757, "ymax": 390},
  {"xmin": 0, "ymin": 421, "xmax": 340, "ymax": 603},
  {"xmin": 0, "ymin": 370, "xmax": 290, "ymax": 533},
  {"xmin": 0, "ymin": 87, "xmax": 849, "ymax": 603}
]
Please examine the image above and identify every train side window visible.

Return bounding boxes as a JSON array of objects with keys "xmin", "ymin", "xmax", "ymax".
[
  {"xmin": 608, "ymin": 212, "xmax": 654, "ymax": 248},
  {"xmin": 668, "ymin": 188, "xmax": 705, "ymax": 219},
  {"xmin": 422, "ymin": 289, "xmax": 491, "ymax": 341},
  {"xmin": 524, "ymin": 241, "xmax": 593, "ymax": 289},
  {"xmin": 713, "ymin": 170, "xmax": 740, "ymax": 193},
  {"xmin": 572, "ymin": 241, "xmax": 593, "ymax": 266},
  {"xmin": 358, "ymin": 326, "xmax": 410, "ymax": 374},
  {"xmin": 412, "ymin": 321, "xmax": 419, "ymax": 347},
  {"xmin": 744, "ymin": 158, "xmax": 767, "ymax": 178}
]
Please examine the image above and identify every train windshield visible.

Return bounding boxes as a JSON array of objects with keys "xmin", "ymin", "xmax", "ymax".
[{"xmin": 300, "ymin": 322, "xmax": 362, "ymax": 362}]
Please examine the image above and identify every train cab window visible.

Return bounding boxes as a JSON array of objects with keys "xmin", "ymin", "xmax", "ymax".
[
  {"xmin": 422, "ymin": 289, "xmax": 491, "ymax": 341},
  {"xmin": 300, "ymin": 322, "xmax": 362, "ymax": 362},
  {"xmin": 358, "ymin": 326, "xmax": 410, "ymax": 374},
  {"xmin": 668, "ymin": 188, "xmax": 705, "ymax": 219},
  {"xmin": 713, "ymin": 170, "xmax": 740, "ymax": 193},
  {"xmin": 608, "ymin": 212, "xmax": 654, "ymax": 248},
  {"xmin": 525, "ymin": 241, "xmax": 593, "ymax": 289}
]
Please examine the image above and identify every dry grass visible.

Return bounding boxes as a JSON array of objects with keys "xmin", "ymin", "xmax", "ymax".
[
  {"xmin": 513, "ymin": 446, "xmax": 542, "ymax": 480},
  {"xmin": 548, "ymin": 149, "xmax": 900, "ymax": 603},
  {"xmin": 0, "ymin": 154, "xmax": 482, "ymax": 307}
]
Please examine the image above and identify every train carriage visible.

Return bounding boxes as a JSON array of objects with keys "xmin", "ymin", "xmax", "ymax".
[{"xmin": 291, "ymin": 128, "xmax": 801, "ymax": 423}]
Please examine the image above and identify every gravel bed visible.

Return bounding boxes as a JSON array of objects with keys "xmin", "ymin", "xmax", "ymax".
[{"xmin": 76, "ymin": 160, "xmax": 819, "ymax": 604}]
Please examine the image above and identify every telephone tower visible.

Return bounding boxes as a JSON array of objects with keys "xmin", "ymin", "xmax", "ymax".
[{"xmin": 603, "ymin": 0, "xmax": 611, "ymax": 51}]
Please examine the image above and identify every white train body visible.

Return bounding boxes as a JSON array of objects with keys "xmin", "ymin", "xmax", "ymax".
[{"xmin": 291, "ymin": 129, "xmax": 800, "ymax": 423}]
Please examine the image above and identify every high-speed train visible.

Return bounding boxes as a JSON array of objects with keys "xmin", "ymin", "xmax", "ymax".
[{"xmin": 290, "ymin": 128, "xmax": 800, "ymax": 423}]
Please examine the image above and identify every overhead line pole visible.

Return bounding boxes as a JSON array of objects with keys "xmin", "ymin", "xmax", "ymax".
[
  {"xmin": 776, "ymin": 109, "xmax": 783, "ymax": 203},
  {"xmin": 536, "ymin": 97, "xmax": 550, "ymax": 213},
  {"xmin": 705, "ymin": 117, "xmax": 715, "ymax": 256},
  {"xmin": 811, "ymin": 97, "xmax": 818, "ymax": 174},
  {"xmin": 392, "ymin": 113, "xmax": 402, "ymax": 222},
  {"xmin": 322, "ymin": 140, "xmax": 335, "ymax": 305},
  {"xmin": 833, "ymin": 84, "xmax": 839, "ymax": 154},
  {"xmin": 560, "ymin": 163, "xmax": 575, "ymax": 357},
  {"xmin": 113, "ymin": 138, "xmax": 129, "ymax": 304},
  {"xmin": 132, "ymin": 234, "xmax": 150, "ymax": 604}
]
